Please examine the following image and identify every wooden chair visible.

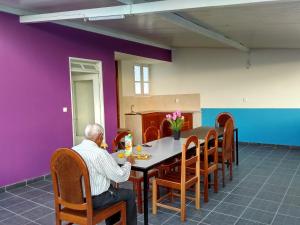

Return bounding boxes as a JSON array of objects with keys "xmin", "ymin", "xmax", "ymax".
[
  {"xmin": 152, "ymin": 135, "xmax": 200, "ymax": 222},
  {"xmin": 215, "ymin": 112, "xmax": 235, "ymax": 162},
  {"xmin": 201, "ymin": 129, "xmax": 219, "ymax": 202},
  {"xmin": 112, "ymin": 131, "xmax": 158, "ymax": 214},
  {"xmin": 186, "ymin": 129, "xmax": 219, "ymax": 202},
  {"xmin": 158, "ymin": 119, "xmax": 178, "ymax": 175},
  {"xmin": 160, "ymin": 118, "xmax": 172, "ymax": 138},
  {"xmin": 215, "ymin": 112, "xmax": 234, "ymax": 128},
  {"xmin": 143, "ymin": 126, "xmax": 161, "ymax": 143},
  {"xmin": 51, "ymin": 148, "xmax": 126, "ymax": 225},
  {"xmin": 218, "ymin": 118, "xmax": 234, "ymax": 187}
]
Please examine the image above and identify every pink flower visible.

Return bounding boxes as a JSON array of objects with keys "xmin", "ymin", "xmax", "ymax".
[
  {"xmin": 176, "ymin": 110, "xmax": 181, "ymax": 117},
  {"xmin": 166, "ymin": 114, "xmax": 171, "ymax": 119},
  {"xmin": 172, "ymin": 112, "xmax": 177, "ymax": 120}
]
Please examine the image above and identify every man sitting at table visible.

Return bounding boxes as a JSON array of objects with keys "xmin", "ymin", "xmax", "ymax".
[{"xmin": 73, "ymin": 123, "xmax": 137, "ymax": 225}]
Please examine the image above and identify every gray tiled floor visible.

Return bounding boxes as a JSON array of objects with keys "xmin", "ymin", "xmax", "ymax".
[{"xmin": 1, "ymin": 143, "xmax": 300, "ymax": 225}]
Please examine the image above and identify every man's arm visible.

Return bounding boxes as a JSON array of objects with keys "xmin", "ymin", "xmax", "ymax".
[{"xmin": 97, "ymin": 150, "xmax": 131, "ymax": 183}]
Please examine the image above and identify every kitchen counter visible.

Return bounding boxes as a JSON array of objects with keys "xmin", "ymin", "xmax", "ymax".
[{"xmin": 125, "ymin": 110, "xmax": 199, "ymax": 115}]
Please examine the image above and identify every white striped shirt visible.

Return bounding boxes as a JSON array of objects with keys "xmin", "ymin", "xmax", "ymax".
[{"xmin": 72, "ymin": 139, "xmax": 131, "ymax": 196}]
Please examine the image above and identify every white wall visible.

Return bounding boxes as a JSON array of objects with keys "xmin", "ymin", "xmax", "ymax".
[{"xmin": 150, "ymin": 48, "xmax": 300, "ymax": 108}]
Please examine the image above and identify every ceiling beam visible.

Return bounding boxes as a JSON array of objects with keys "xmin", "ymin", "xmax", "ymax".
[
  {"xmin": 20, "ymin": 0, "xmax": 291, "ymax": 23},
  {"xmin": 117, "ymin": 0, "xmax": 249, "ymax": 51},
  {"xmin": 0, "ymin": 5, "xmax": 170, "ymax": 49},
  {"xmin": 160, "ymin": 13, "xmax": 249, "ymax": 51}
]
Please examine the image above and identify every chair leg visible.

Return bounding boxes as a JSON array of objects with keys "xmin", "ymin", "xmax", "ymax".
[
  {"xmin": 136, "ymin": 181, "xmax": 143, "ymax": 214},
  {"xmin": 180, "ymin": 190, "xmax": 186, "ymax": 222},
  {"xmin": 120, "ymin": 202, "xmax": 127, "ymax": 225},
  {"xmin": 152, "ymin": 179, "xmax": 157, "ymax": 215},
  {"xmin": 229, "ymin": 159, "xmax": 233, "ymax": 181},
  {"xmin": 195, "ymin": 179, "xmax": 200, "ymax": 209},
  {"xmin": 214, "ymin": 169, "xmax": 218, "ymax": 193},
  {"xmin": 55, "ymin": 215, "xmax": 62, "ymax": 225},
  {"xmin": 222, "ymin": 161, "xmax": 225, "ymax": 187},
  {"xmin": 204, "ymin": 174, "xmax": 209, "ymax": 203}
]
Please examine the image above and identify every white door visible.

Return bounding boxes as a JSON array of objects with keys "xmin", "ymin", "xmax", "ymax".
[{"xmin": 71, "ymin": 74, "xmax": 103, "ymax": 145}]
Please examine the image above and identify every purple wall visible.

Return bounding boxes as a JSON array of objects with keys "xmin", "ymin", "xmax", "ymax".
[{"xmin": 0, "ymin": 12, "xmax": 171, "ymax": 187}]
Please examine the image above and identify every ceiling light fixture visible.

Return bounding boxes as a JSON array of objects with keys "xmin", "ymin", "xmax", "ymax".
[{"xmin": 88, "ymin": 15, "xmax": 125, "ymax": 21}]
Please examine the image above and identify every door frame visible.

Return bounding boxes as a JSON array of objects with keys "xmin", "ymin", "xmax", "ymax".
[{"xmin": 69, "ymin": 57, "xmax": 106, "ymax": 145}]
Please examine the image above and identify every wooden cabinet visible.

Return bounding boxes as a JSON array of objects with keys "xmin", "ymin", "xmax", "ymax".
[
  {"xmin": 142, "ymin": 112, "xmax": 193, "ymax": 141},
  {"xmin": 125, "ymin": 111, "xmax": 199, "ymax": 145}
]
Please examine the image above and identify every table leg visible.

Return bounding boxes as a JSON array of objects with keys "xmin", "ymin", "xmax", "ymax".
[
  {"xmin": 143, "ymin": 170, "xmax": 149, "ymax": 225},
  {"xmin": 235, "ymin": 128, "xmax": 239, "ymax": 166}
]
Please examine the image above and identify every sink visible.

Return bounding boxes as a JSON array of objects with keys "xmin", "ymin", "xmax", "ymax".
[{"xmin": 127, "ymin": 112, "xmax": 141, "ymax": 115}]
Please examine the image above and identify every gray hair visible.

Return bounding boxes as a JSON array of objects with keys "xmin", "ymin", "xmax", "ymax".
[{"xmin": 84, "ymin": 123, "xmax": 104, "ymax": 141}]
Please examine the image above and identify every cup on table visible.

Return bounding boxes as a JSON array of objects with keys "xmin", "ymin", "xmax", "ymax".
[
  {"xmin": 117, "ymin": 150, "xmax": 126, "ymax": 164},
  {"xmin": 136, "ymin": 145, "xmax": 142, "ymax": 154}
]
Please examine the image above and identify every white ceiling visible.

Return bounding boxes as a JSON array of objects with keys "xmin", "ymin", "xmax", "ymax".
[{"xmin": 1, "ymin": 0, "xmax": 300, "ymax": 49}]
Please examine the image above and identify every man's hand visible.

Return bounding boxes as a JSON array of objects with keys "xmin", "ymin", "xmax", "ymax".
[{"xmin": 127, "ymin": 155, "xmax": 135, "ymax": 164}]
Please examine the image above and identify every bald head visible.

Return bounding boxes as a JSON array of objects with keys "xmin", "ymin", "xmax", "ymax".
[{"xmin": 84, "ymin": 124, "xmax": 104, "ymax": 142}]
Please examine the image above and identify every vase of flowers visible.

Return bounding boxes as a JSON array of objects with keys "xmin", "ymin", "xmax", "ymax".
[{"xmin": 166, "ymin": 111, "xmax": 184, "ymax": 140}]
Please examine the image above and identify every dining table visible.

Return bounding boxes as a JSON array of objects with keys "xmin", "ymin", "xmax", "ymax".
[{"xmin": 113, "ymin": 126, "xmax": 239, "ymax": 225}]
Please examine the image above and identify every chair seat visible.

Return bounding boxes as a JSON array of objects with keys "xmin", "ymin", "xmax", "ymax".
[
  {"xmin": 129, "ymin": 169, "xmax": 158, "ymax": 180},
  {"xmin": 156, "ymin": 172, "xmax": 197, "ymax": 189},
  {"xmin": 60, "ymin": 201, "xmax": 126, "ymax": 224}
]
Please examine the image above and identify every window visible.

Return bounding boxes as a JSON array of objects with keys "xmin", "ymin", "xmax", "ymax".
[{"xmin": 134, "ymin": 65, "xmax": 150, "ymax": 95}]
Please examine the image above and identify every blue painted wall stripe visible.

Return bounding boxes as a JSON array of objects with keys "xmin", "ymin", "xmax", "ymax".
[{"xmin": 202, "ymin": 108, "xmax": 300, "ymax": 146}]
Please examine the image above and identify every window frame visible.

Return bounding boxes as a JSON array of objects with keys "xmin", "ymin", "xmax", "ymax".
[{"xmin": 134, "ymin": 64, "xmax": 150, "ymax": 96}]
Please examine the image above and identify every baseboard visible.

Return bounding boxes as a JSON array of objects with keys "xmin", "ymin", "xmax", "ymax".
[
  {"xmin": 1, "ymin": 173, "xmax": 51, "ymax": 191},
  {"xmin": 239, "ymin": 141, "xmax": 300, "ymax": 150}
]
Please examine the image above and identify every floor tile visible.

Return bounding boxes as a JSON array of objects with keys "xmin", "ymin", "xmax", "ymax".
[
  {"xmin": 256, "ymin": 191, "xmax": 284, "ymax": 203},
  {"xmin": 184, "ymin": 206, "xmax": 210, "ymax": 221},
  {"xmin": 0, "ymin": 196, "xmax": 25, "ymax": 208},
  {"xmin": 0, "ymin": 192, "xmax": 13, "ymax": 201},
  {"xmin": 200, "ymin": 199, "xmax": 220, "ymax": 211},
  {"xmin": 232, "ymin": 187, "xmax": 259, "ymax": 197},
  {"xmin": 21, "ymin": 205, "xmax": 53, "ymax": 220},
  {"xmin": 0, "ymin": 215, "xmax": 31, "ymax": 225},
  {"xmin": 31, "ymin": 193, "xmax": 53, "ymax": 204},
  {"xmin": 35, "ymin": 212, "xmax": 55, "ymax": 225},
  {"xmin": 27, "ymin": 180, "xmax": 51, "ymax": 189},
  {"xmin": 38, "ymin": 185, "xmax": 53, "ymax": 193},
  {"xmin": 282, "ymin": 194, "xmax": 300, "ymax": 207},
  {"xmin": 249, "ymin": 198, "xmax": 279, "ymax": 213},
  {"xmin": 18, "ymin": 189, "xmax": 45, "ymax": 200},
  {"xmin": 223, "ymin": 194, "xmax": 252, "ymax": 206},
  {"xmin": 260, "ymin": 183, "xmax": 287, "ymax": 194},
  {"xmin": 202, "ymin": 211, "xmax": 238, "ymax": 225},
  {"xmin": 163, "ymin": 215, "xmax": 199, "ymax": 225},
  {"xmin": 7, "ymin": 186, "xmax": 34, "ymax": 195},
  {"xmin": 6, "ymin": 200, "xmax": 40, "ymax": 214},
  {"xmin": 278, "ymin": 203, "xmax": 300, "ymax": 218},
  {"xmin": 236, "ymin": 218, "xmax": 266, "ymax": 225},
  {"xmin": 214, "ymin": 202, "xmax": 246, "ymax": 217},
  {"xmin": 272, "ymin": 214, "xmax": 300, "ymax": 225},
  {"xmin": 241, "ymin": 208, "xmax": 275, "ymax": 224},
  {"xmin": 0, "ymin": 208, "xmax": 15, "ymax": 221}
]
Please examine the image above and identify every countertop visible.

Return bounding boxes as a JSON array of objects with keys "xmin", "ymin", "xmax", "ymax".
[{"xmin": 125, "ymin": 110, "xmax": 200, "ymax": 115}]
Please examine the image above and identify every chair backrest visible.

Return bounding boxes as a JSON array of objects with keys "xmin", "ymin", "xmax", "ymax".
[
  {"xmin": 143, "ymin": 126, "xmax": 160, "ymax": 143},
  {"xmin": 181, "ymin": 135, "xmax": 200, "ymax": 185},
  {"xmin": 203, "ymin": 129, "xmax": 218, "ymax": 169},
  {"xmin": 112, "ymin": 131, "xmax": 131, "ymax": 153},
  {"xmin": 51, "ymin": 148, "xmax": 93, "ymax": 216},
  {"xmin": 222, "ymin": 118, "xmax": 234, "ymax": 160},
  {"xmin": 215, "ymin": 112, "xmax": 234, "ymax": 128},
  {"xmin": 160, "ymin": 118, "xmax": 172, "ymax": 138}
]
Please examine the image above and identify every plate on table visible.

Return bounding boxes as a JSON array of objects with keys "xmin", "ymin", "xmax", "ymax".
[{"xmin": 132, "ymin": 153, "xmax": 151, "ymax": 160}]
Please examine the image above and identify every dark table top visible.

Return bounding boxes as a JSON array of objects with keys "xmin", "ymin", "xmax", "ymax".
[{"xmin": 181, "ymin": 126, "xmax": 224, "ymax": 139}]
